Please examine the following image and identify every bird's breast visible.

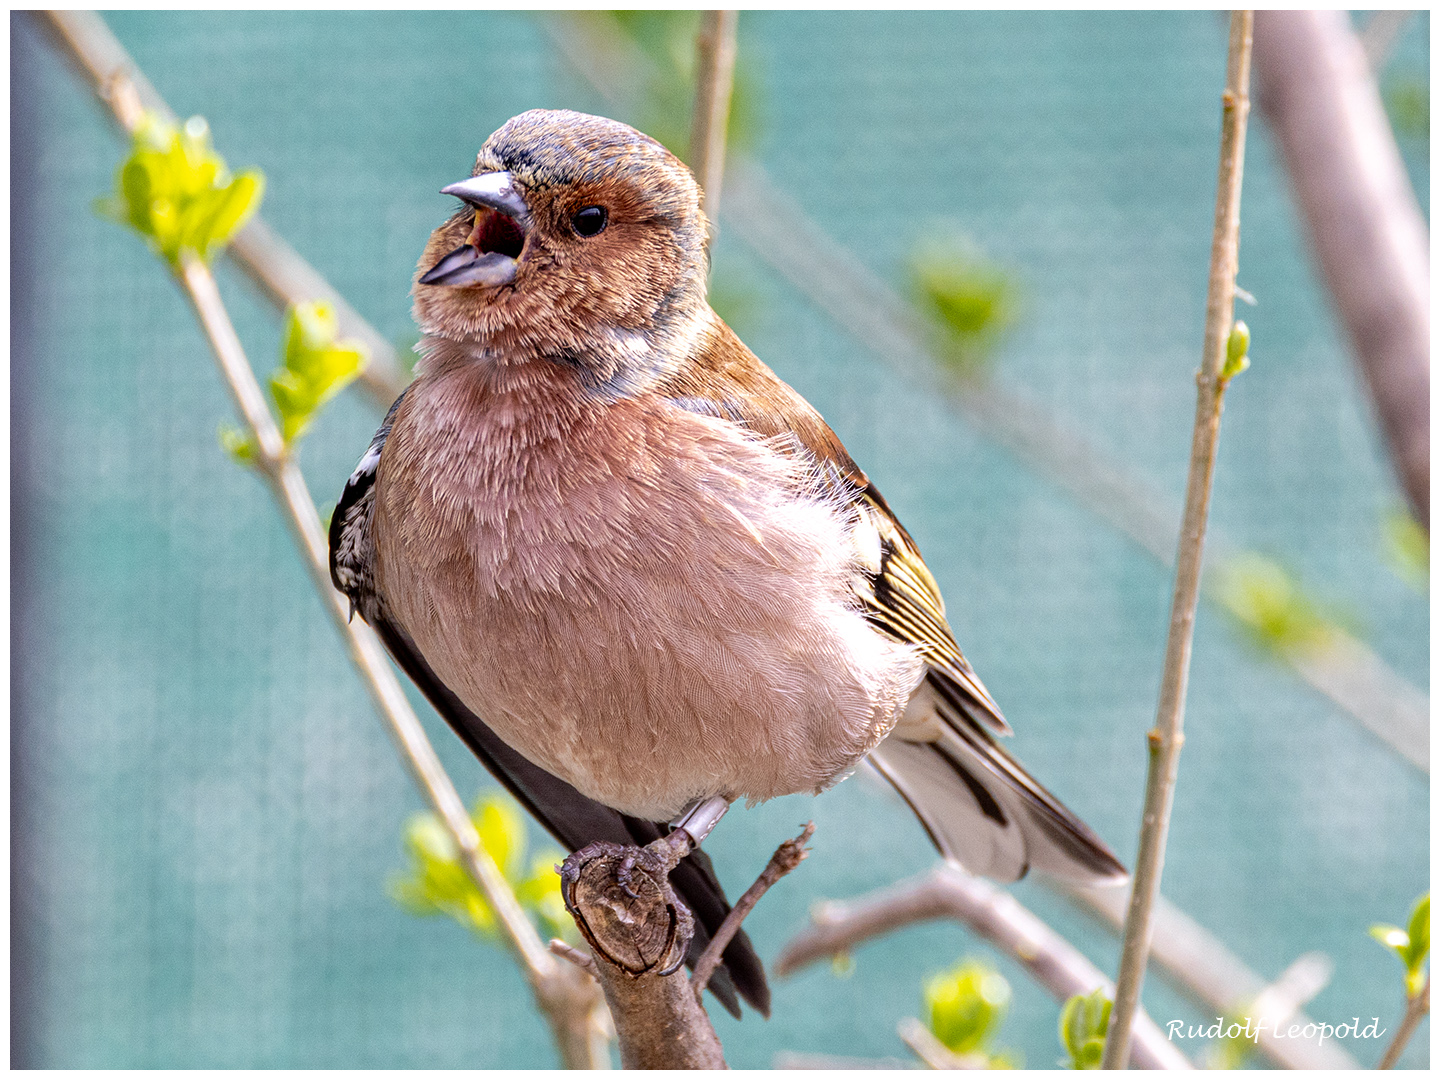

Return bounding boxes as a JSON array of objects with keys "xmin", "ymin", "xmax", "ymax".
[{"xmin": 372, "ymin": 358, "xmax": 923, "ymax": 819}]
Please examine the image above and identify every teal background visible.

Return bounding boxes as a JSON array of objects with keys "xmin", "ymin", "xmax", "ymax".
[{"xmin": 12, "ymin": 11, "xmax": 1428, "ymax": 1068}]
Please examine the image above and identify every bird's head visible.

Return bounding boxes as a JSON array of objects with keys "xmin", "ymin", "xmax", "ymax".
[{"xmin": 413, "ymin": 109, "xmax": 710, "ymax": 388}]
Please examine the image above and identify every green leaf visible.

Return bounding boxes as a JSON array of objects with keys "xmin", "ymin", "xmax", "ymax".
[
  {"xmin": 515, "ymin": 851, "xmax": 570, "ymax": 940},
  {"xmin": 1371, "ymin": 894, "xmax": 1430, "ymax": 998},
  {"xmin": 97, "ymin": 110, "xmax": 265, "ymax": 267},
  {"xmin": 910, "ymin": 233, "xmax": 1019, "ymax": 379},
  {"xmin": 267, "ymin": 301, "xmax": 368, "ymax": 446},
  {"xmin": 1382, "ymin": 508, "xmax": 1429, "ymax": 592},
  {"xmin": 200, "ymin": 170, "xmax": 264, "ymax": 255},
  {"xmin": 1221, "ymin": 319, "xmax": 1251, "ymax": 381},
  {"xmin": 1213, "ymin": 553, "xmax": 1337, "ymax": 655},
  {"xmin": 388, "ymin": 790, "xmax": 571, "ymax": 944},
  {"xmin": 1405, "ymin": 894, "xmax": 1430, "ymax": 975},
  {"xmin": 925, "ymin": 959, "xmax": 1011, "ymax": 1056},
  {"xmin": 1371, "ymin": 923, "xmax": 1410, "ymax": 953},
  {"xmin": 1059, "ymin": 988, "xmax": 1111, "ymax": 1070},
  {"xmin": 217, "ymin": 423, "xmax": 256, "ymax": 464},
  {"xmin": 1384, "ymin": 73, "xmax": 1430, "ymax": 140}
]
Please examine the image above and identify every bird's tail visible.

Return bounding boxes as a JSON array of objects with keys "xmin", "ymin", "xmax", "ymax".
[{"xmin": 867, "ymin": 674, "xmax": 1127, "ymax": 884}]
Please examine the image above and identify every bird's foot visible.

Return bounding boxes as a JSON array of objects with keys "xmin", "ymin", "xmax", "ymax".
[
  {"xmin": 555, "ymin": 799, "xmax": 730, "ymax": 975},
  {"xmin": 559, "ymin": 836, "xmax": 696, "ymax": 977}
]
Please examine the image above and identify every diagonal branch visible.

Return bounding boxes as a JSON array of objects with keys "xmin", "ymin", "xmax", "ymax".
[
  {"xmin": 691, "ymin": 821, "xmax": 813, "ymax": 1000},
  {"xmin": 1252, "ymin": 10, "xmax": 1430, "ymax": 530},
  {"xmin": 41, "ymin": 10, "xmax": 607, "ymax": 1066},
  {"xmin": 40, "ymin": 9, "xmax": 411, "ymax": 408},
  {"xmin": 1376, "ymin": 973, "xmax": 1429, "ymax": 1069}
]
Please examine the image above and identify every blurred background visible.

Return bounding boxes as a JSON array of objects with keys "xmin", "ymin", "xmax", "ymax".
[{"xmin": 12, "ymin": 10, "xmax": 1428, "ymax": 1069}]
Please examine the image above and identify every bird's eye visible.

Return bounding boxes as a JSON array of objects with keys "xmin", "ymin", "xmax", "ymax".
[{"xmin": 572, "ymin": 206, "xmax": 608, "ymax": 237}]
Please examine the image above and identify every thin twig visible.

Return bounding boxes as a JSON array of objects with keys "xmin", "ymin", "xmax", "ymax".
[
  {"xmin": 896, "ymin": 1017, "xmax": 988, "ymax": 1069},
  {"xmin": 1102, "ymin": 12, "xmax": 1254, "ymax": 1069},
  {"xmin": 775, "ymin": 863, "xmax": 1191, "ymax": 1070},
  {"xmin": 691, "ymin": 822, "xmax": 814, "ymax": 1000},
  {"xmin": 549, "ymin": 938, "xmax": 599, "ymax": 978},
  {"xmin": 689, "ymin": 10, "xmax": 739, "ymax": 236},
  {"xmin": 1376, "ymin": 974, "xmax": 1429, "ymax": 1069}
]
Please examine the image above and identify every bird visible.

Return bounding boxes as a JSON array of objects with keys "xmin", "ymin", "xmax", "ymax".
[{"xmin": 330, "ymin": 108, "xmax": 1125, "ymax": 1019}]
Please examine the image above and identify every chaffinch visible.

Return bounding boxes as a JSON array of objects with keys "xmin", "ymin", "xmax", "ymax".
[{"xmin": 330, "ymin": 109, "xmax": 1124, "ymax": 1017}]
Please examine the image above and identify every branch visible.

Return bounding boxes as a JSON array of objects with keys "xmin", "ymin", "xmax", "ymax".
[
  {"xmin": 561, "ymin": 834, "xmax": 727, "ymax": 1069},
  {"xmin": 692, "ymin": 821, "xmax": 813, "ymax": 999},
  {"xmin": 775, "ymin": 864, "xmax": 1192, "ymax": 1070},
  {"xmin": 1377, "ymin": 974, "xmax": 1429, "ymax": 1069},
  {"xmin": 689, "ymin": 10, "xmax": 739, "ymax": 235},
  {"xmin": 896, "ymin": 1016, "xmax": 989, "ymax": 1069},
  {"xmin": 1102, "ymin": 12, "xmax": 1254, "ymax": 1068},
  {"xmin": 1252, "ymin": 11, "xmax": 1430, "ymax": 530},
  {"xmin": 38, "ymin": 10, "xmax": 409, "ymax": 410}
]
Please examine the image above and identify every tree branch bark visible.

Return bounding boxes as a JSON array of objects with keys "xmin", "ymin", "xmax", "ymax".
[
  {"xmin": 562, "ymin": 836, "xmax": 727, "ymax": 1069},
  {"xmin": 560, "ymin": 824, "xmax": 814, "ymax": 1069},
  {"xmin": 1252, "ymin": 10, "xmax": 1430, "ymax": 529}
]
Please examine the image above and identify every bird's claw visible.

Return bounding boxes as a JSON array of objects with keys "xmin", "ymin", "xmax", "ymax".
[{"xmin": 616, "ymin": 852, "xmax": 641, "ymax": 899}]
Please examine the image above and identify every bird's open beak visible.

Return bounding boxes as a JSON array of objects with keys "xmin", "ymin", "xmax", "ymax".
[{"xmin": 419, "ymin": 172, "xmax": 530, "ymax": 288}]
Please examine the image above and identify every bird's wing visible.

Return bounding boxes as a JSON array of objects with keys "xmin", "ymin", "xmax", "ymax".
[
  {"xmin": 659, "ymin": 316, "xmax": 1008, "ymax": 731},
  {"xmin": 329, "ymin": 394, "xmax": 768, "ymax": 1018},
  {"xmin": 663, "ymin": 314, "xmax": 1126, "ymax": 884}
]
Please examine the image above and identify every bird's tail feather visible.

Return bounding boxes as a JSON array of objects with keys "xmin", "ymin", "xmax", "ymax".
[{"xmin": 868, "ymin": 675, "xmax": 1127, "ymax": 884}]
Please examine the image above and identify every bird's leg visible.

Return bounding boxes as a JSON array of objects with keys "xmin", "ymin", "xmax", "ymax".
[
  {"xmin": 609, "ymin": 796, "xmax": 732, "ymax": 898},
  {"xmin": 670, "ymin": 795, "xmax": 731, "ymax": 847}
]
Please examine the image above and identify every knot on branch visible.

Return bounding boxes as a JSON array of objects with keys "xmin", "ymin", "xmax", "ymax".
[{"xmin": 560, "ymin": 840, "xmax": 694, "ymax": 977}]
